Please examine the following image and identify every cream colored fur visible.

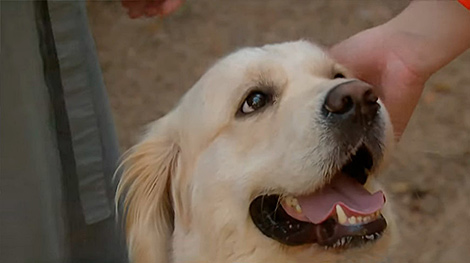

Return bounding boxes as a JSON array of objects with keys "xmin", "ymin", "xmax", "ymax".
[{"xmin": 116, "ymin": 41, "xmax": 396, "ymax": 263}]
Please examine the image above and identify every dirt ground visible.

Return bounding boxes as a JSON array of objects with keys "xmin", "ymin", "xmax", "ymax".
[{"xmin": 87, "ymin": 1, "xmax": 470, "ymax": 262}]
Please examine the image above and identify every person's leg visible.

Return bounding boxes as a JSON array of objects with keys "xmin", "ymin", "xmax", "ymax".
[
  {"xmin": 1, "ymin": 1, "xmax": 127, "ymax": 262},
  {"xmin": 1, "ymin": 1, "xmax": 68, "ymax": 262}
]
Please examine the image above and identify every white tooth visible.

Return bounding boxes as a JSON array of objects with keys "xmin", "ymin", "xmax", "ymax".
[
  {"xmin": 365, "ymin": 234, "xmax": 375, "ymax": 240},
  {"xmin": 357, "ymin": 216, "xmax": 363, "ymax": 223},
  {"xmin": 336, "ymin": 205, "xmax": 348, "ymax": 225},
  {"xmin": 284, "ymin": 196, "xmax": 299, "ymax": 208},
  {"xmin": 295, "ymin": 204, "xmax": 302, "ymax": 213},
  {"xmin": 293, "ymin": 198, "xmax": 299, "ymax": 206},
  {"xmin": 364, "ymin": 216, "xmax": 371, "ymax": 223},
  {"xmin": 348, "ymin": 216, "xmax": 357, "ymax": 225},
  {"xmin": 284, "ymin": 196, "xmax": 291, "ymax": 206}
]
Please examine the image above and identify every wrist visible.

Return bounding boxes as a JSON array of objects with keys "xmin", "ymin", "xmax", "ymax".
[
  {"xmin": 375, "ymin": 23, "xmax": 431, "ymax": 84},
  {"xmin": 381, "ymin": 1, "xmax": 470, "ymax": 77}
]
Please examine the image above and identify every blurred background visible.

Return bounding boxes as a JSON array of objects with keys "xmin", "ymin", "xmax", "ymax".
[{"xmin": 87, "ymin": 1, "xmax": 469, "ymax": 262}]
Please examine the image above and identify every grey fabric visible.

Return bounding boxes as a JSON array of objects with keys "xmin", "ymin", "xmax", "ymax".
[
  {"xmin": 47, "ymin": 0, "xmax": 112, "ymax": 225},
  {"xmin": 1, "ymin": 1, "xmax": 68, "ymax": 262},
  {"xmin": 1, "ymin": 0, "xmax": 128, "ymax": 262}
]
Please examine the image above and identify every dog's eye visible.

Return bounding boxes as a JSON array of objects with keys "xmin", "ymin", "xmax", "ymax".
[
  {"xmin": 241, "ymin": 91, "xmax": 269, "ymax": 114},
  {"xmin": 334, "ymin": 73, "xmax": 346, "ymax": 79}
]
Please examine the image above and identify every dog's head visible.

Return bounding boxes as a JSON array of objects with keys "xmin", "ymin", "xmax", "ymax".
[{"xmin": 117, "ymin": 41, "xmax": 395, "ymax": 263}]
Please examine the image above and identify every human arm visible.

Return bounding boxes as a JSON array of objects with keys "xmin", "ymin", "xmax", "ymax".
[
  {"xmin": 330, "ymin": 1, "xmax": 470, "ymax": 138},
  {"xmin": 122, "ymin": 0, "xmax": 184, "ymax": 19}
]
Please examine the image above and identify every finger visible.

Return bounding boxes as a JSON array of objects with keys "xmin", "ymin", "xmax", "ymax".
[
  {"xmin": 122, "ymin": 0, "xmax": 147, "ymax": 18},
  {"xmin": 145, "ymin": 5, "xmax": 163, "ymax": 17},
  {"xmin": 382, "ymin": 77, "xmax": 425, "ymax": 139},
  {"xmin": 160, "ymin": 0, "xmax": 184, "ymax": 16},
  {"xmin": 144, "ymin": 0, "xmax": 166, "ymax": 17},
  {"xmin": 330, "ymin": 44, "xmax": 383, "ymax": 86}
]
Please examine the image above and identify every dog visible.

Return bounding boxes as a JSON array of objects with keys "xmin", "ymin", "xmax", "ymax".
[{"xmin": 116, "ymin": 40, "xmax": 396, "ymax": 263}]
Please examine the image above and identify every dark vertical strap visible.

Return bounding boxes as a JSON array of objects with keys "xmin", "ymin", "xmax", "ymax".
[
  {"xmin": 35, "ymin": 2, "xmax": 127, "ymax": 262},
  {"xmin": 46, "ymin": 0, "xmax": 113, "ymax": 225}
]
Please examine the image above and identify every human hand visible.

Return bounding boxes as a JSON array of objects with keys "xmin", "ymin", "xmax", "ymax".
[
  {"xmin": 331, "ymin": 1, "xmax": 470, "ymax": 139},
  {"xmin": 122, "ymin": 0, "xmax": 184, "ymax": 19},
  {"xmin": 330, "ymin": 25, "xmax": 428, "ymax": 139}
]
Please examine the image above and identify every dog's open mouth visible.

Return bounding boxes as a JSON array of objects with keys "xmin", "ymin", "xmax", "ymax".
[{"xmin": 249, "ymin": 145, "xmax": 387, "ymax": 249}]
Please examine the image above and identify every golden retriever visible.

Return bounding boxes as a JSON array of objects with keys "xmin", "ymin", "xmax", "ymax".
[{"xmin": 116, "ymin": 41, "xmax": 396, "ymax": 263}]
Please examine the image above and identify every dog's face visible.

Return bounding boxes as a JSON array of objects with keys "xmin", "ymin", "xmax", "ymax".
[{"xmin": 117, "ymin": 41, "xmax": 395, "ymax": 263}]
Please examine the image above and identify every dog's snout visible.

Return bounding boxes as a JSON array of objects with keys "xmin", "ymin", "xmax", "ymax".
[{"xmin": 324, "ymin": 81, "xmax": 379, "ymax": 122}]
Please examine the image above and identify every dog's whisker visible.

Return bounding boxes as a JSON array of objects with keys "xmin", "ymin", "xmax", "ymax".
[
  {"xmin": 261, "ymin": 195, "xmax": 265, "ymax": 209},
  {"xmin": 272, "ymin": 197, "xmax": 282, "ymax": 220}
]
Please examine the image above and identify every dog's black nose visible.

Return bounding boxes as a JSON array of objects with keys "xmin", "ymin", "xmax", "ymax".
[{"xmin": 324, "ymin": 81, "xmax": 379, "ymax": 123}]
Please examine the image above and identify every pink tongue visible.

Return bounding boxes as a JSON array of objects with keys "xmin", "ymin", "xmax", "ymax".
[{"xmin": 284, "ymin": 175, "xmax": 385, "ymax": 224}]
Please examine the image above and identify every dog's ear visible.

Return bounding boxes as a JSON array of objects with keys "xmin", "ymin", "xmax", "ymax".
[{"xmin": 116, "ymin": 117, "xmax": 179, "ymax": 263}]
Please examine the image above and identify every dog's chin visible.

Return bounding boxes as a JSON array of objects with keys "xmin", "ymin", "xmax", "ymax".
[{"xmin": 249, "ymin": 144, "xmax": 388, "ymax": 251}]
